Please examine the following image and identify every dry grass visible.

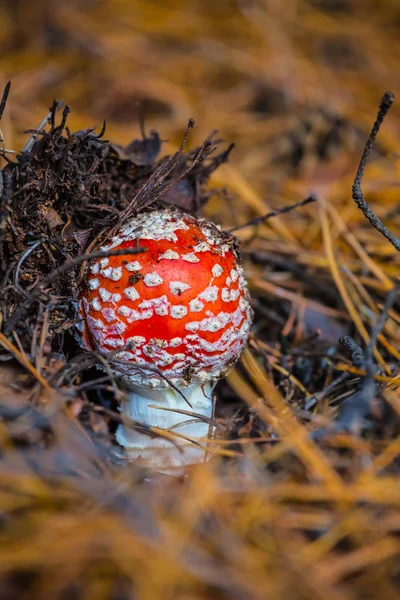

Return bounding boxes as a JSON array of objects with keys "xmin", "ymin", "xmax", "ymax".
[{"xmin": 0, "ymin": 1, "xmax": 400, "ymax": 599}]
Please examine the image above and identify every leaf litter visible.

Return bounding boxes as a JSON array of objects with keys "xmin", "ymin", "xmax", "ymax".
[{"xmin": 0, "ymin": 2, "xmax": 400, "ymax": 598}]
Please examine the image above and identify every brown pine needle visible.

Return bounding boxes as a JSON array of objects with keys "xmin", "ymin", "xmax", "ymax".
[
  {"xmin": 319, "ymin": 199, "xmax": 391, "ymax": 374},
  {"xmin": 0, "ymin": 332, "xmax": 51, "ymax": 390}
]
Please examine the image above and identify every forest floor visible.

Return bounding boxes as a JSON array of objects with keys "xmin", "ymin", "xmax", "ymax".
[{"xmin": 0, "ymin": 1, "xmax": 400, "ymax": 599}]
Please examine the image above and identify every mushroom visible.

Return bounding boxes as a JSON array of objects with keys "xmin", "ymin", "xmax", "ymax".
[{"xmin": 77, "ymin": 208, "xmax": 252, "ymax": 469}]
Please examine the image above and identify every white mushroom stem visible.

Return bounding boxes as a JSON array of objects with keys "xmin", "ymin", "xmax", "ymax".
[{"xmin": 115, "ymin": 382, "xmax": 215, "ymax": 470}]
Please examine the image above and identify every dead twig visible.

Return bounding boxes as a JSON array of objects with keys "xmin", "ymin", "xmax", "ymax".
[
  {"xmin": 14, "ymin": 240, "xmax": 44, "ymax": 297},
  {"xmin": 0, "ymin": 81, "xmax": 11, "ymax": 123},
  {"xmin": 352, "ymin": 92, "xmax": 400, "ymax": 252},
  {"xmin": 339, "ymin": 336, "xmax": 365, "ymax": 369},
  {"xmin": 316, "ymin": 283, "xmax": 400, "ymax": 436},
  {"xmin": 147, "ymin": 404, "xmax": 223, "ymax": 432},
  {"xmin": 228, "ymin": 195, "xmax": 316, "ymax": 233}
]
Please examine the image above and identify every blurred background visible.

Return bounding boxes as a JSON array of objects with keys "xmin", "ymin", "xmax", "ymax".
[
  {"xmin": 1, "ymin": 0, "xmax": 400, "ymax": 223},
  {"xmin": 1, "ymin": 3, "xmax": 400, "ymax": 599}
]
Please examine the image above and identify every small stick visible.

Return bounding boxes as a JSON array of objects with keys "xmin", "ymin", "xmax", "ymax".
[
  {"xmin": 228, "ymin": 195, "xmax": 316, "ymax": 233},
  {"xmin": 0, "ymin": 82, "xmax": 12, "ymax": 159},
  {"xmin": 305, "ymin": 372, "xmax": 349, "ymax": 411},
  {"xmin": 352, "ymin": 92, "xmax": 400, "ymax": 252},
  {"xmin": 0, "ymin": 81, "xmax": 11, "ymax": 122},
  {"xmin": 339, "ymin": 336, "xmax": 365, "ymax": 369},
  {"xmin": 147, "ymin": 404, "xmax": 223, "ymax": 431},
  {"xmin": 315, "ymin": 283, "xmax": 400, "ymax": 436},
  {"xmin": 14, "ymin": 240, "xmax": 44, "ymax": 297}
]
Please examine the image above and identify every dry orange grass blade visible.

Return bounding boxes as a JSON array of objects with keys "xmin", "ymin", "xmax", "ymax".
[
  {"xmin": 240, "ymin": 349, "xmax": 345, "ymax": 494},
  {"xmin": 334, "ymin": 363, "xmax": 400, "ymax": 385},
  {"xmin": 1, "ymin": 1, "xmax": 400, "ymax": 599},
  {"xmin": 213, "ymin": 164, "xmax": 299, "ymax": 243},
  {"xmin": 326, "ymin": 203, "xmax": 393, "ymax": 290},
  {"xmin": 0, "ymin": 332, "xmax": 51, "ymax": 390},
  {"xmin": 368, "ymin": 435, "xmax": 400, "ymax": 476},
  {"xmin": 316, "ymin": 537, "xmax": 400, "ymax": 587},
  {"xmin": 251, "ymin": 276, "xmax": 349, "ymax": 319},
  {"xmin": 319, "ymin": 199, "xmax": 391, "ymax": 373}
]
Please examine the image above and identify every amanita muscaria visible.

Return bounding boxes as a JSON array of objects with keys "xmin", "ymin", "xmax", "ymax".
[{"xmin": 77, "ymin": 208, "xmax": 252, "ymax": 469}]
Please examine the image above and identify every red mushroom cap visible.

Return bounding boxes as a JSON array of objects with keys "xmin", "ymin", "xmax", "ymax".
[{"xmin": 77, "ymin": 208, "xmax": 252, "ymax": 388}]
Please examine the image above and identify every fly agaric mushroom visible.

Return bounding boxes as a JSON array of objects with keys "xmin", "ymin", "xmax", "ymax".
[{"xmin": 77, "ymin": 208, "xmax": 252, "ymax": 469}]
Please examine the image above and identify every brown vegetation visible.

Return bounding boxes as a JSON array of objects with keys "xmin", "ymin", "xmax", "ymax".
[{"xmin": 0, "ymin": 1, "xmax": 399, "ymax": 599}]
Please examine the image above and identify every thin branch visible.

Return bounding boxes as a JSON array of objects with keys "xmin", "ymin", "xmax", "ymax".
[
  {"xmin": 339, "ymin": 336, "xmax": 365, "ymax": 369},
  {"xmin": 352, "ymin": 91, "xmax": 400, "ymax": 252},
  {"xmin": 304, "ymin": 372, "xmax": 349, "ymax": 411},
  {"xmin": 227, "ymin": 195, "xmax": 316, "ymax": 233},
  {"xmin": 314, "ymin": 283, "xmax": 400, "ymax": 437},
  {"xmin": 0, "ymin": 82, "xmax": 11, "ymax": 122},
  {"xmin": 147, "ymin": 404, "xmax": 223, "ymax": 431},
  {"xmin": 14, "ymin": 240, "xmax": 44, "ymax": 297}
]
